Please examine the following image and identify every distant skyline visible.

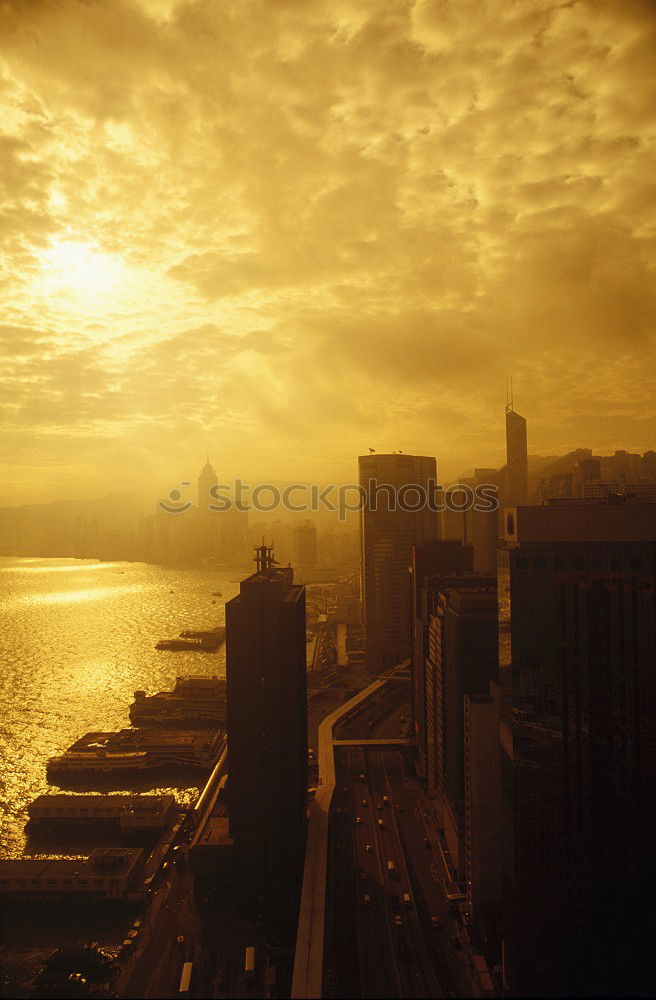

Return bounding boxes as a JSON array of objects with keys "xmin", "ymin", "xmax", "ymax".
[{"xmin": 1, "ymin": 0, "xmax": 655, "ymax": 505}]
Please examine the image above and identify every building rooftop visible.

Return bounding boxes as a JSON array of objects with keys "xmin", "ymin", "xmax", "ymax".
[{"xmin": 504, "ymin": 498, "xmax": 656, "ymax": 544}]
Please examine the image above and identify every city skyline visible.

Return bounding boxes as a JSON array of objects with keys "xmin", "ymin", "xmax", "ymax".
[
  {"xmin": 2, "ymin": 0, "xmax": 656, "ymax": 504},
  {"xmin": 2, "ymin": 2, "xmax": 656, "ymax": 997}
]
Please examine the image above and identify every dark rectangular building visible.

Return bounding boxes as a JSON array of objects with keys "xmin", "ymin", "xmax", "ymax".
[
  {"xmin": 359, "ymin": 453, "xmax": 439, "ymax": 673},
  {"xmin": 226, "ymin": 547, "xmax": 307, "ymax": 941},
  {"xmin": 410, "ymin": 539, "xmax": 476, "ymax": 778},
  {"xmin": 432, "ymin": 586, "xmax": 498, "ymax": 876},
  {"xmin": 498, "ymin": 499, "xmax": 656, "ymax": 996}
]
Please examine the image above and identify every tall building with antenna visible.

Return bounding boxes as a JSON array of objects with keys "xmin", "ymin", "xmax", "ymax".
[
  {"xmin": 505, "ymin": 380, "xmax": 528, "ymax": 507},
  {"xmin": 197, "ymin": 457, "xmax": 217, "ymax": 510},
  {"xmin": 225, "ymin": 544, "xmax": 307, "ymax": 942}
]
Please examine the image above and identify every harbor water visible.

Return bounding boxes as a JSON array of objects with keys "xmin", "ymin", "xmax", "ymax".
[{"xmin": 0, "ymin": 556, "xmax": 241, "ymax": 858}]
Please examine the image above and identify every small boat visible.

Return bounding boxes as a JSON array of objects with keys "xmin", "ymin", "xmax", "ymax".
[{"xmin": 156, "ymin": 639, "xmax": 205, "ymax": 651}]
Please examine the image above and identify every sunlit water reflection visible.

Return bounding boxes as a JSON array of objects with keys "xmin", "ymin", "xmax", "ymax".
[{"xmin": 0, "ymin": 557, "xmax": 241, "ymax": 857}]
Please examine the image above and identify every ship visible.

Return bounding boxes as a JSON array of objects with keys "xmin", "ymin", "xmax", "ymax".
[
  {"xmin": 155, "ymin": 626, "xmax": 225, "ymax": 651},
  {"xmin": 129, "ymin": 675, "xmax": 227, "ymax": 726}
]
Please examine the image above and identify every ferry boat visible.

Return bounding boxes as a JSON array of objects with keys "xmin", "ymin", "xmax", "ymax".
[
  {"xmin": 155, "ymin": 626, "xmax": 225, "ymax": 652},
  {"xmin": 47, "ymin": 750, "xmax": 149, "ymax": 777},
  {"xmin": 130, "ymin": 675, "xmax": 227, "ymax": 726}
]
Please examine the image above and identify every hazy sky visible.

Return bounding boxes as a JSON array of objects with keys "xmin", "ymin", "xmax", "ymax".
[{"xmin": 1, "ymin": 0, "xmax": 655, "ymax": 504}]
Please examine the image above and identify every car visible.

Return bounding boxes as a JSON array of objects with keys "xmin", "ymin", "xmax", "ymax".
[
  {"xmin": 363, "ymin": 894, "xmax": 372, "ymax": 907},
  {"xmin": 403, "ymin": 892, "xmax": 412, "ymax": 906},
  {"xmin": 356, "ymin": 816, "xmax": 363, "ymax": 825},
  {"xmin": 362, "ymin": 799, "xmax": 368, "ymax": 807},
  {"xmin": 387, "ymin": 860, "xmax": 395, "ymax": 873},
  {"xmin": 377, "ymin": 802, "xmax": 383, "ymax": 810},
  {"xmin": 132, "ymin": 919, "xmax": 142, "ymax": 930},
  {"xmin": 365, "ymin": 844, "xmax": 372, "ymax": 852},
  {"xmin": 395, "ymin": 915, "xmax": 402, "ymax": 927},
  {"xmin": 378, "ymin": 819, "xmax": 385, "ymax": 828},
  {"xmin": 360, "ymin": 773, "xmax": 366, "ymax": 780},
  {"xmin": 431, "ymin": 916, "xmax": 441, "ymax": 928},
  {"xmin": 383, "ymin": 795, "xmax": 390, "ymax": 806}
]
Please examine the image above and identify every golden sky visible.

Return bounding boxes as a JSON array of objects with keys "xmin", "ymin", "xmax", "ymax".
[{"xmin": 1, "ymin": 0, "xmax": 655, "ymax": 504}]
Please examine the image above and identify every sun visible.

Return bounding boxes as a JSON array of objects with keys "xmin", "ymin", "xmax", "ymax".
[{"xmin": 39, "ymin": 240, "xmax": 125, "ymax": 299}]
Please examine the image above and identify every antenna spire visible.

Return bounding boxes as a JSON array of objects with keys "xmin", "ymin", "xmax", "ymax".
[{"xmin": 254, "ymin": 543, "xmax": 277, "ymax": 573}]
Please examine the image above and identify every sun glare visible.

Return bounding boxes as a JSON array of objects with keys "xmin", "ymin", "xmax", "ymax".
[{"xmin": 39, "ymin": 240, "xmax": 125, "ymax": 299}]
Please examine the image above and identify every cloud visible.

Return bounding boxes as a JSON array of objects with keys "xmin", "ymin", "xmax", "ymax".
[{"xmin": 0, "ymin": 0, "xmax": 654, "ymax": 502}]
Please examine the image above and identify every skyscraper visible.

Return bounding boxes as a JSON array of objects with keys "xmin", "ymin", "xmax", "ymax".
[
  {"xmin": 359, "ymin": 453, "xmax": 439, "ymax": 673},
  {"xmin": 430, "ymin": 585, "xmax": 498, "ymax": 876},
  {"xmin": 440, "ymin": 470, "xmax": 499, "ymax": 574},
  {"xmin": 498, "ymin": 498, "xmax": 656, "ymax": 996},
  {"xmin": 464, "ymin": 683, "xmax": 503, "ymax": 952},
  {"xmin": 410, "ymin": 539, "xmax": 476, "ymax": 778},
  {"xmin": 293, "ymin": 519, "xmax": 318, "ymax": 570},
  {"xmin": 504, "ymin": 399, "xmax": 528, "ymax": 507},
  {"xmin": 197, "ymin": 458, "xmax": 217, "ymax": 510},
  {"xmin": 225, "ymin": 546, "xmax": 307, "ymax": 942}
]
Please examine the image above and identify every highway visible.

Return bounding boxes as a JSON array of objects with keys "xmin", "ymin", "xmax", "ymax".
[
  {"xmin": 337, "ymin": 745, "xmax": 442, "ymax": 998},
  {"xmin": 324, "ymin": 671, "xmax": 476, "ymax": 998}
]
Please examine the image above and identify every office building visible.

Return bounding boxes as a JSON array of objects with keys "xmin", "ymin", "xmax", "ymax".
[
  {"xmin": 225, "ymin": 546, "xmax": 307, "ymax": 941},
  {"xmin": 498, "ymin": 498, "xmax": 656, "ymax": 996},
  {"xmin": 504, "ymin": 402, "xmax": 528, "ymax": 507},
  {"xmin": 441, "ymin": 470, "xmax": 499, "ymax": 575},
  {"xmin": 464, "ymin": 684, "xmax": 503, "ymax": 952},
  {"xmin": 198, "ymin": 458, "xmax": 217, "ymax": 510},
  {"xmin": 431, "ymin": 586, "xmax": 498, "ymax": 876},
  {"xmin": 410, "ymin": 539, "xmax": 476, "ymax": 778},
  {"xmin": 293, "ymin": 519, "xmax": 318, "ymax": 570},
  {"xmin": 359, "ymin": 453, "xmax": 439, "ymax": 673}
]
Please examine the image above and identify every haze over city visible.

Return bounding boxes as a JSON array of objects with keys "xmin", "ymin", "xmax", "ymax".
[
  {"xmin": 2, "ymin": 3, "xmax": 656, "ymax": 1000},
  {"xmin": 2, "ymin": 0, "xmax": 656, "ymax": 505}
]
